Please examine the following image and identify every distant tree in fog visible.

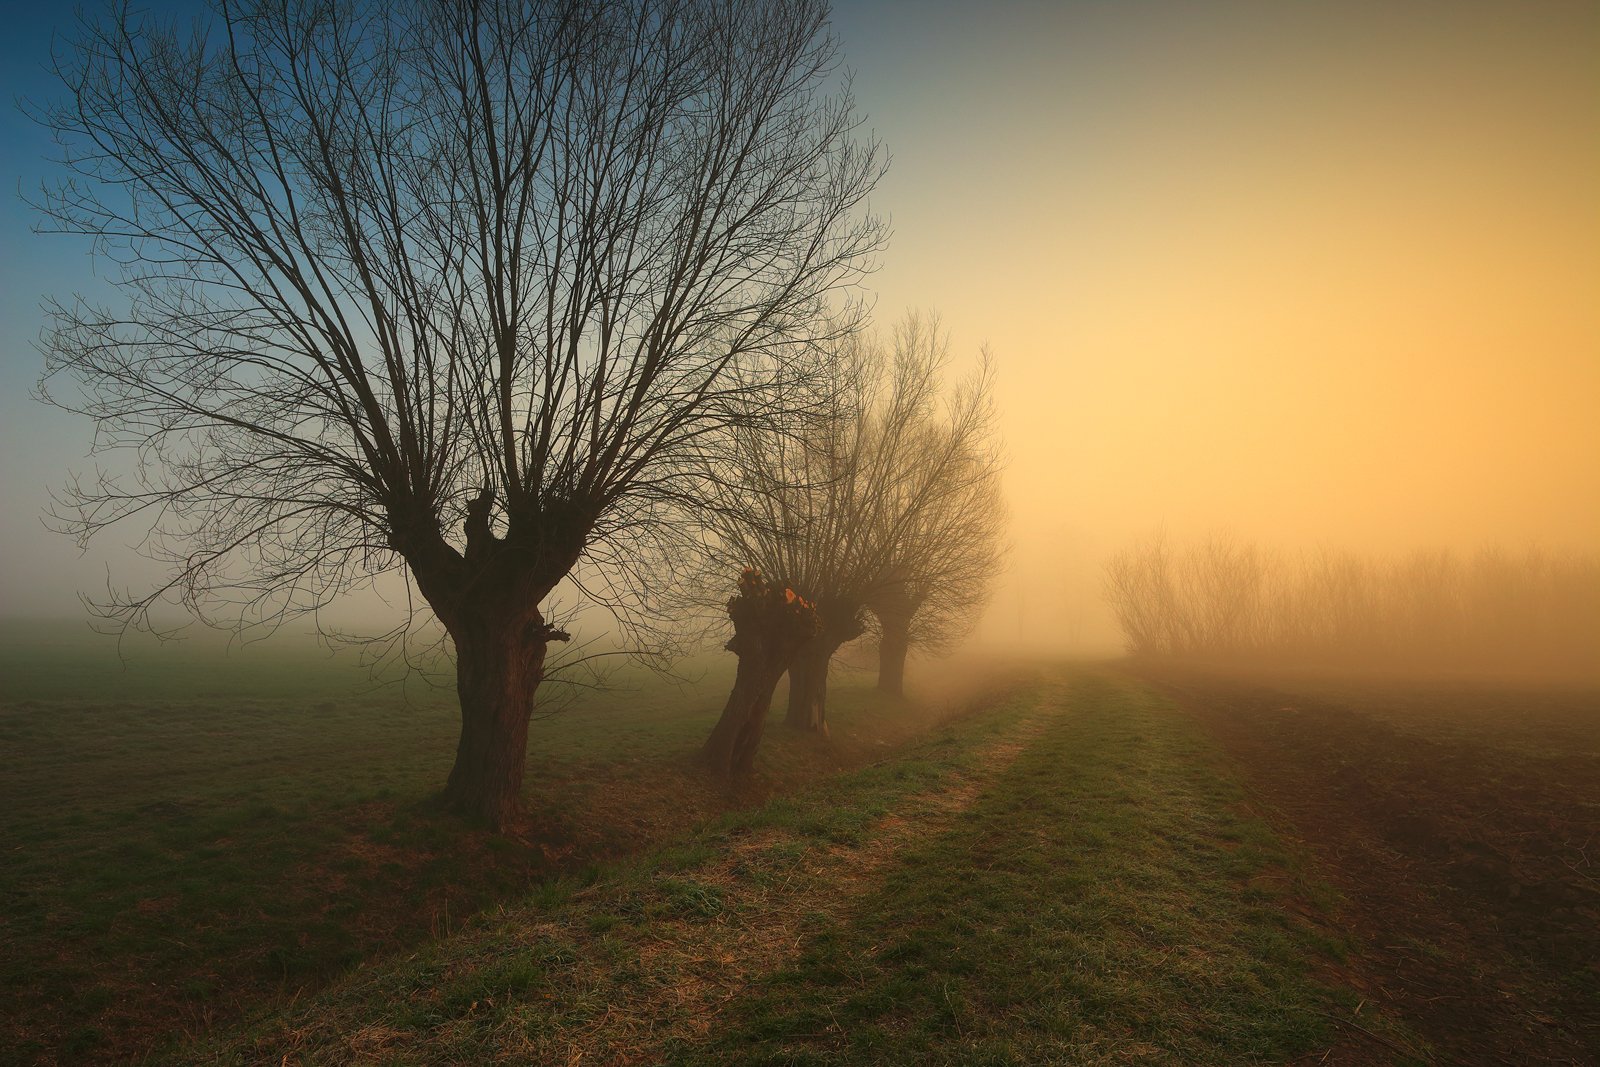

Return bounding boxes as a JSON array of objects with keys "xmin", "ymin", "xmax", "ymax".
[
  {"xmin": 861, "ymin": 317, "xmax": 1005, "ymax": 697},
  {"xmin": 33, "ymin": 0, "xmax": 886, "ymax": 829},
  {"xmin": 1104, "ymin": 534, "xmax": 1600, "ymax": 677}
]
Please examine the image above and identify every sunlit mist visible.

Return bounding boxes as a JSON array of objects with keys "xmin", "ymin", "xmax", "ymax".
[
  {"xmin": 3, "ymin": 0, "xmax": 1596, "ymax": 663},
  {"xmin": 832, "ymin": 1, "xmax": 1599, "ymax": 657}
]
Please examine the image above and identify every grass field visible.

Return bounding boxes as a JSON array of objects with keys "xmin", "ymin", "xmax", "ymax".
[
  {"xmin": 0, "ymin": 625, "xmax": 1016, "ymax": 1062},
  {"xmin": 4, "ymin": 625, "xmax": 1594, "ymax": 1064}
]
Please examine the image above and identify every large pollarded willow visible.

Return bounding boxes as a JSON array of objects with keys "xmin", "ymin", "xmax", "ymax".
[{"xmin": 36, "ymin": 0, "xmax": 886, "ymax": 828}]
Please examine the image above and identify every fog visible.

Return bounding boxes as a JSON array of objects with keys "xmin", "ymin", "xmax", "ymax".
[
  {"xmin": 843, "ymin": 0, "xmax": 1600, "ymax": 658},
  {"xmin": 2, "ymin": 0, "xmax": 1596, "ymax": 670}
]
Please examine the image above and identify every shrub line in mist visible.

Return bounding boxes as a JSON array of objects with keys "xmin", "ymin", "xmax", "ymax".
[{"xmin": 1105, "ymin": 534, "xmax": 1600, "ymax": 677}]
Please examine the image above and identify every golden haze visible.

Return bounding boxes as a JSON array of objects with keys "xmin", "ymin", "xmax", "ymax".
[{"xmin": 839, "ymin": 0, "xmax": 1600, "ymax": 647}]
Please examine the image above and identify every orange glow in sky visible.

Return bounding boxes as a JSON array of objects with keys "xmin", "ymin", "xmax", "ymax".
[
  {"xmin": 831, "ymin": 0, "xmax": 1599, "ymax": 644},
  {"xmin": 0, "ymin": 0, "xmax": 1594, "ymax": 645}
]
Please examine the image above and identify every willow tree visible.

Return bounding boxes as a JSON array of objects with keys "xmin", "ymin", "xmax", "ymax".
[
  {"xmin": 705, "ymin": 313, "xmax": 1001, "ymax": 741},
  {"xmin": 700, "ymin": 568, "xmax": 819, "ymax": 776},
  {"xmin": 864, "ymin": 323, "xmax": 1004, "ymax": 696},
  {"xmin": 35, "ymin": 0, "xmax": 886, "ymax": 828}
]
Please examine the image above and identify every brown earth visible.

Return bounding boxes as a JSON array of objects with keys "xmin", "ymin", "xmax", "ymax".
[
  {"xmin": 1146, "ymin": 667, "xmax": 1600, "ymax": 1066},
  {"xmin": 2, "ymin": 664, "xmax": 1030, "ymax": 1066},
  {"xmin": 272, "ymin": 701, "xmax": 1064, "ymax": 1066}
]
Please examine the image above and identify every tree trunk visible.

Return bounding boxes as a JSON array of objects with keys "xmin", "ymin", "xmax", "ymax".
[
  {"xmin": 785, "ymin": 638, "xmax": 836, "ymax": 735},
  {"xmin": 391, "ymin": 489, "xmax": 578, "ymax": 833},
  {"xmin": 784, "ymin": 603, "xmax": 864, "ymax": 734},
  {"xmin": 702, "ymin": 648, "xmax": 787, "ymax": 776},
  {"xmin": 703, "ymin": 570, "xmax": 822, "ymax": 776},
  {"xmin": 437, "ymin": 610, "xmax": 552, "ymax": 830},
  {"xmin": 877, "ymin": 612, "xmax": 910, "ymax": 696}
]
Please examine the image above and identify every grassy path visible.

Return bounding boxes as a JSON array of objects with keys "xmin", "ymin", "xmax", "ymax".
[
  {"xmin": 188, "ymin": 668, "xmax": 1389, "ymax": 1066},
  {"xmin": 687, "ymin": 670, "xmax": 1366, "ymax": 1065}
]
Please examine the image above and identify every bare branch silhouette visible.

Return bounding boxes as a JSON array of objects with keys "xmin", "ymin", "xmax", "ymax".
[
  {"xmin": 699, "ymin": 311, "xmax": 1005, "ymax": 749},
  {"xmin": 34, "ymin": 0, "xmax": 887, "ymax": 828}
]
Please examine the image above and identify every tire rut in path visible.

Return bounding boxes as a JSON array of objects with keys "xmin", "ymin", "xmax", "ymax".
[{"xmin": 521, "ymin": 691, "xmax": 1066, "ymax": 1066}]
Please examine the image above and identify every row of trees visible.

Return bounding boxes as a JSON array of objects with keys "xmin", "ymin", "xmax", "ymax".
[
  {"xmin": 1105, "ymin": 533, "xmax": 1600, "ymax": 677},
  {"xmin": 701, "ymin": 317, "xmax": 1004, "ymax": 774},
  {"xmin": 37, "ymin": 0, "xmax": 1002, "ymax": 829}
]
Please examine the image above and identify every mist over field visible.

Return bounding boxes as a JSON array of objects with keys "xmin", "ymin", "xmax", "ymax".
[
  {"xmin": 1, "ymin": 2, "xmax": 1597, "ymax": 1064},
  {"xmin": 3, "ymin": 0, "xmax": 1597, "ymax": 669}
]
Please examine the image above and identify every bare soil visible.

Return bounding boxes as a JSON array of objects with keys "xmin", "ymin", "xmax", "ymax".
[{"xmin": 1147, "ymin": 667, "xmax": 1600, "ymax": 1066}]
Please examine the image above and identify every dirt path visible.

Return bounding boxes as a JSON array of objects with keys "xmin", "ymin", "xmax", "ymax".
[
  {"xmin": 312, "ymin": 685, "xmax": 1066, "ymax": 1066},
  {"xmin": 1151, "ymin": 670, "xmax": 1600, "ymax": 1066},
  {"xmin": 526, "ymin": 700, "xmax": 1063, "ymax": 1065}
]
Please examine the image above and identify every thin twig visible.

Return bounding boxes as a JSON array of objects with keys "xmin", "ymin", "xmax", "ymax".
[{"xmin": 1312, "ymin": 1009, "xmax": 1431, "ymax": 1063}]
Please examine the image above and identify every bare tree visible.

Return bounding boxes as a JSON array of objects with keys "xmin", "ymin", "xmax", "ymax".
[
  {"xmin": 1104, "ymin": 533, "xmax": 1600, "ymax": 678},
  {"xmin": 693, "ymin": 328, "xmax": 872, "ymax": 747},
  {"xmin": 702, "ymin": 312, "xmax": 1002, "ymax": 748},
  {"xmin": 860, "ymin": 316, "xmax": 1004, "ymax": 697},
  {"xmin": 34, "ymin": 0, "xmax": 886, "ymax": 828}
]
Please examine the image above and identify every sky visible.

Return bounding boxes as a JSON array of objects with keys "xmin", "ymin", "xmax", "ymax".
[{"xmin": 1, "ymin": 0, "xmax": 1596, "ymax": 650}]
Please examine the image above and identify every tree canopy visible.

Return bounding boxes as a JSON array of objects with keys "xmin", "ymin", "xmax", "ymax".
[{"xmin": 37, "ymin": 0, "xmax": 887, "ymax": 826}]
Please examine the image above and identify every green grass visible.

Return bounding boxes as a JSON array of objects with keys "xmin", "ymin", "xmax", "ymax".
[
  {"xmin": 178, "ymin": 669, "xmax": 1380, "ymax": 1066},
  {"xmin": 184, "ymin": 678, "xmax": 1049, "ymax": 1064},
  {"xmin": 3, "ymin": 627, "xmax": 1390, "ymax": 1064},
  {"xmin": 0, "ymin": 623, "xmax": 965, "ymax": 1063},
  {"xmin": 687, "ymin": 671, "xmax": 1356, "ymax": 1065}
]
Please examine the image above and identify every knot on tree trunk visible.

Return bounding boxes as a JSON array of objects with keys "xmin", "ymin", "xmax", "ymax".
[
  {"xmin": 384, "ymin": 503, "xmax": 439, "ymax": 555},
  {"xmin": 726, "ymin": 567, "xmax": 822, "ymax": 646},
  {"xmin": 526, "ymin": 621, "xmax": 571, "ymax": 645}
]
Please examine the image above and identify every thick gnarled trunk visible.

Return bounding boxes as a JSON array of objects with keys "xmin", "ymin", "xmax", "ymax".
[
  {"xmin": 703, "ymin": 646, "xmax": 788, "ymax": 776},
  {"xmin": 784, "ymin": 637, "xmax": 836, "ymax": 735},
  {"xmin": 438, "ymin": 609, "xmax": 551, "ymax": 829},
  {"xmin": 398, "ymin": 490, "xmax": 577, "ymax": 831},
  {"xmin": 876, "ymin": 611, "xmax": 911, "ymax": 696},
  {"xmin": 704, "ymin": 570, "xmax": 822, "ymax": 776},
  {"xmin": 784, "ymin": 602, "xmax": 862, "ymax": 734}
]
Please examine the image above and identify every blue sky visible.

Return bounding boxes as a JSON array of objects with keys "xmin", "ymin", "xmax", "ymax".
[{"xmin": 0, "ymin": 1, "xmax": 118, "ymax": 616}]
